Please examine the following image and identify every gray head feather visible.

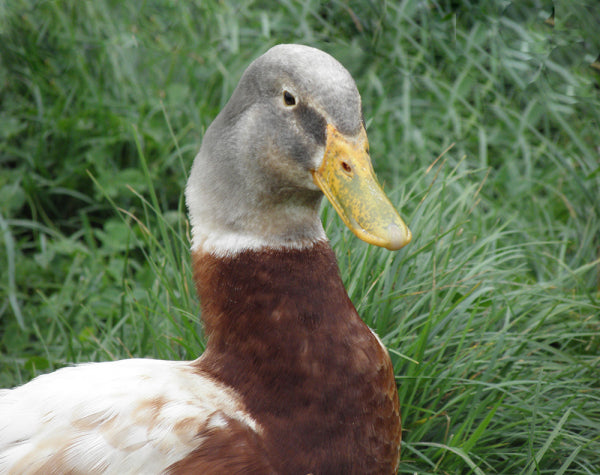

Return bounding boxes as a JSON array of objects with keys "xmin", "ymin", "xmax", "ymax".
[{"xmin": 186, "ymin": 44, "xmax": 364, "ymax": 253}]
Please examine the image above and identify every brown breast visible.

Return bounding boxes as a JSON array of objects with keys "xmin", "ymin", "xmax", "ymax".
[{"xmin": 187, "ymin": 241, "xmax": 400, "ymax": 474}]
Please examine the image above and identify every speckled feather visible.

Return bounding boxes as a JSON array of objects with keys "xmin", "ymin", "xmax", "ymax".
[{"xmin": 0, "ymin": 359, "xmax": 261, "ymax": 474}]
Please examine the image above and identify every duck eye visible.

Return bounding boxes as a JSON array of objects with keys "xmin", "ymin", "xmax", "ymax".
[{"xmin": 283, "ymin": 90, "xmax": 296, "ymax": 106}]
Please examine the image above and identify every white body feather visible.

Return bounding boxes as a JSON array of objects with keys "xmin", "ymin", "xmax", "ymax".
[{"xmin": 0, "ymin": 359, "xmax": 258, "ymax": 474}]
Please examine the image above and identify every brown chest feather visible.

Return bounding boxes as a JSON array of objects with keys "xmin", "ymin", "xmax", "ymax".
[{"xmin": 188, "ymin": 242, "xmax": 400, "ymax": 474}]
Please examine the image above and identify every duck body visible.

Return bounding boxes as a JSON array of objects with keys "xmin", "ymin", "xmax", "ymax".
[
  {"xmin": 0, "ymin": 243, "xmax": 399, "ymax": 474},
  {"xmin": 0, "ymin": 44, "xmax": 410, "ymax": 474}
]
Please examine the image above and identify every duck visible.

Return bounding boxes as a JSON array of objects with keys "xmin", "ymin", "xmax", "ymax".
[{"xmin": 0, "ymin": 44, "xmax": 411, "ymax": 474}]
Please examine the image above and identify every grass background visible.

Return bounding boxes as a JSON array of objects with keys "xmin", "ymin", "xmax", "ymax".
[{"xmin": 1, "ymin": 0, "xmax": 599, "ymax": 472}]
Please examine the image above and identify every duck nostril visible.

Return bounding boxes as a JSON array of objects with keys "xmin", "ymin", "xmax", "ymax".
[{"xmin": 341, "ymin": 161, "xmax": 352, "ymax": 174}]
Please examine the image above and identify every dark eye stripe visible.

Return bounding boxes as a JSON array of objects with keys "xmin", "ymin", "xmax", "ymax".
[{"xmin": 294, "ymin": 103, "xmax": 326, "ymax": 146}]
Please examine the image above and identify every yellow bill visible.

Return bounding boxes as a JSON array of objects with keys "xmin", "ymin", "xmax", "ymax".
[{"xmin": 312, "ymin": 124, "xmax": 411, "ymax": 251}]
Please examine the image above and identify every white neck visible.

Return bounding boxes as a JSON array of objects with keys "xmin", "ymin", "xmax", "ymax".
[{"xmin": 190, "ymin": 225, "xmax": 327, "ymax": 257}]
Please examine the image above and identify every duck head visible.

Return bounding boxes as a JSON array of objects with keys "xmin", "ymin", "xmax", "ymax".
[{"xmin": 186, "ymin": 44, "xmax": 411, "ymax": 255}]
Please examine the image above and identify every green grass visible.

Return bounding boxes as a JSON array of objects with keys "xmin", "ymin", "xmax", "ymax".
[{"xmin": 1, "ymin": 0, "xmax": 599, "ymax": 472}]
